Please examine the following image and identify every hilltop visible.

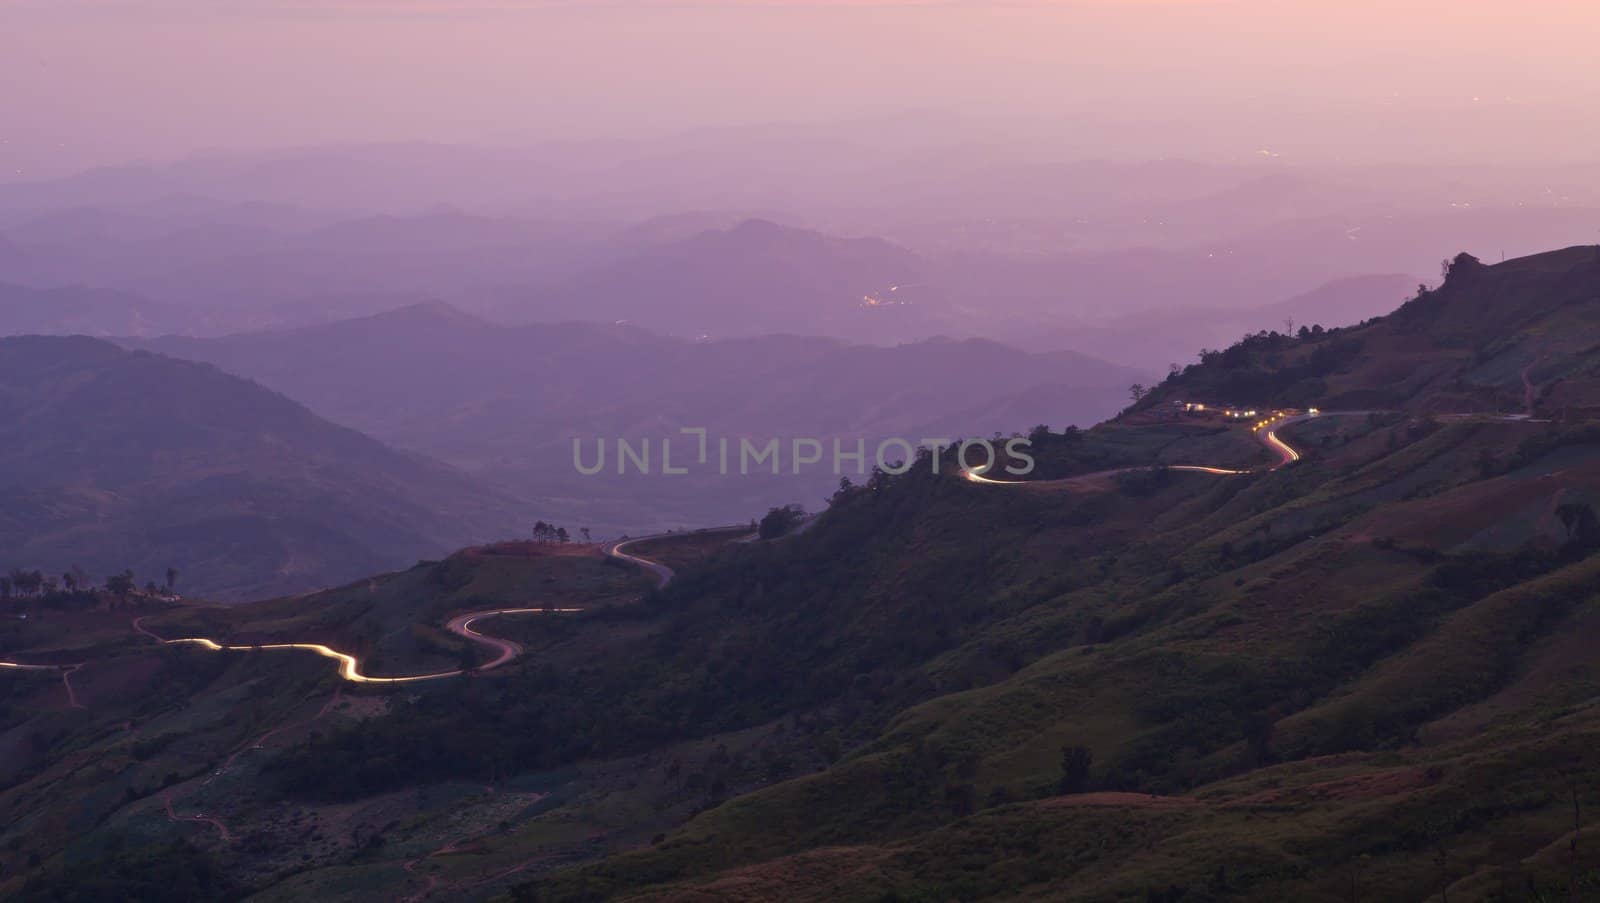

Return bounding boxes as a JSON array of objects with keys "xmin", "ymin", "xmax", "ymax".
[{"xmin": 1148, "ymin": 245, "xmax": 1600, "ymax": 416}]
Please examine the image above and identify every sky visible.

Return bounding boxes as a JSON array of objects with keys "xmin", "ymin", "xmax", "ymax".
[{"xmin": 3, "ymin": 0, "xmax": 1600, "ymax": 178}]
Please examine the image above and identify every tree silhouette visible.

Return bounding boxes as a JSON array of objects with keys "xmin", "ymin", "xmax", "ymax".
[
  {"xmin": 106, "ymin": 571, "xmax": 136, "ymax": 605},
  {"xmin": 1058, "ymin": 746, "xmax": 1093, "ymax": 795}
]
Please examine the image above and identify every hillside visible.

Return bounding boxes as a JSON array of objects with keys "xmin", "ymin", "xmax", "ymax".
[
  {"xmin": 4, "ymin": 248, "xmax": 1600, "ymax": 901},
  {"xmin": 1149, "ymin": 246, "xmax": 1600, "ymax": 415},
  {"xmin": 0, "ymin": 336, "xmax": 526, "ymax": 599}
]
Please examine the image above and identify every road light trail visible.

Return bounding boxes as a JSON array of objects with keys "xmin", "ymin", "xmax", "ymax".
[
  {"xmin": 11, "ymin": 541, "xmax": 683, "ymax": 693},
  {"xmin": 964, "ymin": 409, "xmax": 1338, "ymax": 487},
  {"xmin": 132, "ymin": 607, "xmax": 581, "ymax": 684},
  {"xmin": 1261, "ymin": 428, "xmax": 1301, "ymax": 464},
  {"xmin": 605, "ymin": 534, "xmax": 679, "ymax": 588},
  {"xmin": 126, "ymin": 533, "xmax": 684, "ymax": 683}
]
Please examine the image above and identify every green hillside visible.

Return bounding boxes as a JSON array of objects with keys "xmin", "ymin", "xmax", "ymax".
[{"xmin": 4, "ymin": 249, "xmax": 1600, "ymax": 902}]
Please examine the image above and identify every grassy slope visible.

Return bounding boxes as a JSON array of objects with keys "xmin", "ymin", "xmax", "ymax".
[
  {"xmin": 0, "ymin": 543, "xmax": 650, "ymax": 900},
  {"xmin": 10, "ymin": 248, "xmax": 1600, "ymax": 902},
  {"xmin": 500, "ymin": 251, "xmax": 1600, "ymax": 902}
]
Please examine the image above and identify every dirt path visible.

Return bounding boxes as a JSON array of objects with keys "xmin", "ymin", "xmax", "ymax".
[
  {"xmin": 0, "ymin": 660, "xmax": 87, "ymax": 709},
  {"xmin": 60, "ymin": 663, "xmax": 85, "ymax": 709},
  {"xmin": 204, "ymin": 688, "xmax": 345, "ymax": 787},
  {"xmin": 163, "ymin": 793, "xmax": 234, "ymax": 841},
  {"xmin": 1522, "ymin": 350, "xmax": 1546, "ymax": 418}
]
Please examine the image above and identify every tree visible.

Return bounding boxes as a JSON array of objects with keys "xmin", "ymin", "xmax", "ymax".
[
  {"xmin": 1058, "ymin": 746, "xmax": 1093, "ymax": 795},
  {"xmin": 831, "ymin": 476, "xmax": 860, "ymax": 505},
  {"xmin": 1128, "ymin": 383, "xmax": 1149, "ymax": 404},
  {"xmin": 555, "ymin": 527, "xmax": 570, "ymax": 544},
  {"xmin": 1556, "ymin": 503, "xmax": 1599, "ymax": 555},
  {"xmin": 62, "ymin": 572, "xmax": 77, "ymax": 593},
  {"xmin": 106, "ymin": 571, "xmax": 136, "ymax": 604},
  {"xmin": 580, "ymin": 527, "xmax": 592, "ymax": 543},
  {"xmin": 10, "ymin": 569, "xmax": 44, "ymax": 598},
  {"xmin": 758, "ymin": 505, "xmax": 804, "ymax": 540},
  {"xmin": 166, "ymin": 567, "xmax": 179, "ymax": 593}
]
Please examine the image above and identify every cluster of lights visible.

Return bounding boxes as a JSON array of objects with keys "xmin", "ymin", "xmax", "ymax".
[
  {"xmin": 1179, "ymin": 402, "xmax": 1262, "ymax": 419},
  {"xmin": 1252, "ymin": 410, "xmax": 1291, "ymax": 432}
]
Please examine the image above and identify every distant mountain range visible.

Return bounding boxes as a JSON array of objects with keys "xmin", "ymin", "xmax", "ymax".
[
  {"xmin": 127, "ymin": 305, "xmax": 1148, "ymax": 532},
  {"xmin": 7, "ymin": 147, "xmax": 1600, "ymax": 358},
  {"xmin": 482, "ymin": 218, "xmax": 944, "ymax": 341},
  {"xmin": 0, "ymin": 336, "xmax": 525, "ymax": 599},
  {"xmin": 0, "ymin": 282, "xmax": 191, "ymax": 338}
]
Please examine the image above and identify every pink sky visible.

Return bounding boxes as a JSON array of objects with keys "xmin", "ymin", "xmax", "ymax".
[{"xmin": 3, "ymin": 1, "xmax": 1599, "ymax": 177}]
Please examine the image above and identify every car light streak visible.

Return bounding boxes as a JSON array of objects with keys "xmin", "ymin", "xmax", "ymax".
[{"xmin": 151, "ymin": 607, "xmax": 581, "ymax": 684}]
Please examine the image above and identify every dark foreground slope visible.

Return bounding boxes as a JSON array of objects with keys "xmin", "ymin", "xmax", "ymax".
[
  {"xmin": 478, "ymin": 250, "xmax": 1600, "ymax": 902},
  {"xmin": 0, "ymin": 336, "xmax": 525, "ymax": 598},
  {"xmin": 4, "ymin": 249, "xmax": 1600, "ymax": 902}
]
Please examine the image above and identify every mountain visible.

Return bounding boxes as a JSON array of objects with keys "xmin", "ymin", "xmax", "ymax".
[
  {"xmin": 1150, "ymin": 245, "xmax": 1600, "ymax": 415},
  {"xmin": 128, "ymin": 305, "xmax": 1149, "ymax": 532},
  {"xmin": 0, "ymin": 336, "xmax": 525, "ymax": 599},
  {"xmin": 0, "ymin": 282, "xmax": 193, "ymax": 338},
  {"xmin": 488, "ymin": 218, "xmax": 945, "ymax": 341}
]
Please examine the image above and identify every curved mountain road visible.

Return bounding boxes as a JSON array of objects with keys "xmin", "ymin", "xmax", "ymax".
[
  {"xmin": 123, "ymin": 539, "xmax": 673, "ymax": 685},
  {"xmin": 965, "ymin": 410, "xmax": 1366, "ymax": 487},
  {"xmin": 603, "ymin": 534, "xmax": 680, "ymax": 589}
]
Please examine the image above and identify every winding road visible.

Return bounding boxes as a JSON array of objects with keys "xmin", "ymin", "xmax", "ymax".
[
  {"xmin": 122, "ymin": 540, "xmax": 674, "ymax": 686},
  {"xmin": 5, "ymin": 539, "xmax": 679, "ymax": 699},
  {"xmin": 603, "ymin": 534, "xmax": 680, "ymax": 589},
  {"xmin": 965, "ymin": 409, "xmax": 1335, "ymax": 487},
  {"xmin": 131, "ymin": 608, "xmax": 585, "ymax": 685}
]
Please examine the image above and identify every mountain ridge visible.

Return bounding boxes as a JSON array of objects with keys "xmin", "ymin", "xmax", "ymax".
[{"xmin": 0, "ymin": 335, "xmax": 527, "ymax": 599}]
